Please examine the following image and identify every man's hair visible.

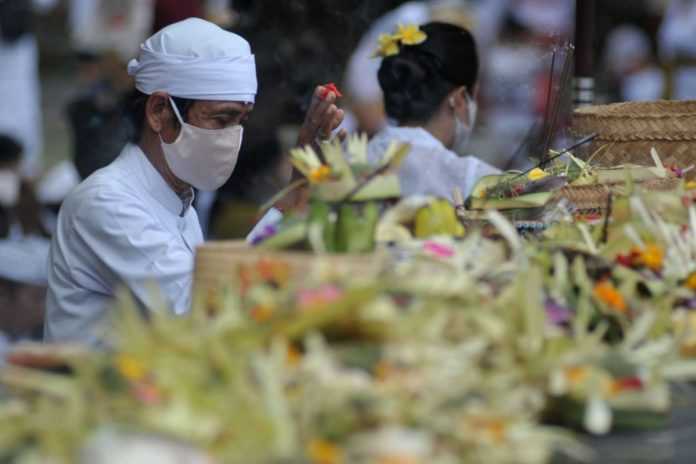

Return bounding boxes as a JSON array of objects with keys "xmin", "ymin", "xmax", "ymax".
[
  {"xmin": 0, "ymin": 134, "xmax": 23, "ymax": 166},
  {"xmin": 125, "ymin": 90, "xmax": 197, "ymax": 143}
]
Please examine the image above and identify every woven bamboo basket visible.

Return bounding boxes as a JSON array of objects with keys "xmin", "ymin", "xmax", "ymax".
[
  {"xmin": 192, "ymin": 240, "xmax": 382, "ymax": 313},
  {"xmin": 554, "ymin": 177, "xmax": 680, "ymax": 212},
  {"xmin": 572, "ymin": 100, "xmax": 696, "ymax": 179}
]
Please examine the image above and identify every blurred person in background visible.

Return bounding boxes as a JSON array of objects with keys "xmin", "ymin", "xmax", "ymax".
[
  {"xmin": 45, "ymin": 19, "xmax": 344, "ymax": 344},
  {"xmin": 604, "ymin": 25, "xmax": 664, "ymax": 102},
  {"xmin": 507, "ymin": 0, "xmax": 573, "ymax": 43},
  {"xmin": 474, "ymin": 0, "xmax": 573, "ymax": 170},
  {"xmin": 476, "ymin": 14, "xmax": 542, "ymax": 170},
  {"xmin": 0, "ymin": 0, "xmax": 57, "ymax": 179},
  {"xmin": 343, "ymin": 0, "xmax": 510, "ymax": 138},
  {"xmin": 0, "ymin": 135, "xmax": 50, "ymax": 343},
  {"xmin": 367, "ymin": 22, "xmax": 500, "ymax": 201},
  {"xmin": 659, "ymin": 0, "xmax": 696, "ymax": 100}
]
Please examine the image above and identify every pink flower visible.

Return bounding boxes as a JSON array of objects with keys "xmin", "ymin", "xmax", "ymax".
[
  {"xmin": 297, "ymin": 285, "xmax": 344, "ymax": 309},
  {"xmin": 423, "ymin": 241, "xmax": 455, "ymax": 258}
]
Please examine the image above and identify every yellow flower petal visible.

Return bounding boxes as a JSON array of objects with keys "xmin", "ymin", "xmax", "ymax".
[
  {"xmin": 374, "ymin": 33, "xmax": 400, "ymax": 58},
  {"xmin": 528, "ymin": 168, "xmax": 549, "ymax": 181},
  {"xmin": 686, "ymin": 181, "xmax": 696, "ymax": 190},
  {"xmin": 116, "ymin": 355, "xmax": 146, "ymax": 382},
  {"xmin": 635, "ymin": 244, "xmax": 664, "ymax": 272},
  {"xmin": 308, "ymin": 165, "xmax": 332, "ymax": 183},
  {"xmin": 396, "ymin": 24, "xmax": 427, "ymax": 46}
]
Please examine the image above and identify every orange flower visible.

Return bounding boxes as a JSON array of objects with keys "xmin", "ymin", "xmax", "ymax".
[
  {"xmin": 593, "ymin": 281, "xmax": 628, "ymax": 313},
  {"xmin": 250, "ymin": 304, "xmax": 274, "ymax": 322},
  {"xmin": 565, "ymin": 366, "xmax": 589, "ymax": 385},
  {"xmin": 468, "ymin": 417, "xmax": 507, "ymax": 443},
  {"xmin": 634, "ymin": 244, "xmax": 664, "ymax": 272},
  {"xmin": 257, "ymin": 259, "xmax": 291, "ymax": 286},
  {"xmin": 686, "ymin": 272, "xmax": 696, "ymax": 291},
  {"xmin": 308, "ymin": 439, "xmax": 342, "ymax": 464},
  {"xmin": 287, "ymin": 344, "xmax": 303, "ymax": 367}
]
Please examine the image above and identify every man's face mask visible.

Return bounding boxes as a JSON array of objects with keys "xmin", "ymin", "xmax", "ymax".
[
  {"xmin": 0, "ymin": 169, "xmax": 20, "ymax": 207},
  {"xmin": 160, "ymin": 98, "xmax": 243, "ymax": 191}
]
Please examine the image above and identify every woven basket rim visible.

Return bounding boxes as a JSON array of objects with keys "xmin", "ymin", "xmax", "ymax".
[
  {"xmin": 576, "ymin": 134, "xmax": 696, "ymax": 141},
  {"xmin": 574, "ymin": 100, "xmax": 696, "ymax": 119},
  {"xmin": 574, "ymin": 112, "xmax": 696, "ymax": 120}
]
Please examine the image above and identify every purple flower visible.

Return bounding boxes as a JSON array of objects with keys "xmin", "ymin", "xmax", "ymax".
[
  {"xmin": 677, "ymin": 298, "xmax": 696, "ymax": 310},
  {"xmin": 545, "ymin": 299, "xmax": 572, "ymax": 326},
  {"xmin": 251, "ymin": 224, "xmax": 278, "ymax": 245}
]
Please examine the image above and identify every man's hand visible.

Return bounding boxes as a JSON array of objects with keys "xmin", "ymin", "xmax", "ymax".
[{"xmin": 297, "ymin": 85, "xmax": 347, "ymax": 148}]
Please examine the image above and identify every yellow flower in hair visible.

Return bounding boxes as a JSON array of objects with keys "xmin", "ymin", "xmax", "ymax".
[
  {"xmin": 395, "ymin": 24, "xmax": 427, "ymax": 46},
  {"xmin": 374, "ymin": 33, "xmax": 400, "ymax": 58}
]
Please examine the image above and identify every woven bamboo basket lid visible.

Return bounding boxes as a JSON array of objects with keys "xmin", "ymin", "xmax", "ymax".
[
  {"xmin": 572, "ymin": 100, "xmax": 696, "ymax": 178},
  {"xmin": 193, "ymin": 240, "xmax": 382, "ymax": 312}
]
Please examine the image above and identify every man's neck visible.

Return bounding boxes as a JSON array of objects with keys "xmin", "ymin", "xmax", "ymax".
[{"xmin": 139, "ymin": 134, "xmax": 191, "ymax": 197}]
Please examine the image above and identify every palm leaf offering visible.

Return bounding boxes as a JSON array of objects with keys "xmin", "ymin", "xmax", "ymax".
[
  {"xmin": 255, "ymin": 135, "xmax": 464, "ymax": 253},
  {"xmin": 466, "ymin": 147, "xmax": 684, "ymax": 223},
  {"xmin": 5, "ymin": 181, "xmax": 696, "ymax": 462}
]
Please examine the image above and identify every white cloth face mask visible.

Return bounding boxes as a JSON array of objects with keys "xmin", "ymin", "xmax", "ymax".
[
  {"xmin": 160, "ymin": 97, "xmax": 243, "ymax": 191},
  {"xmin": 450, "ymin": 91, "xmax": 478, "ymax": 156},
  {"xmin": 0, "ymin": 170, "xmax": 20, "ymax": 207}
]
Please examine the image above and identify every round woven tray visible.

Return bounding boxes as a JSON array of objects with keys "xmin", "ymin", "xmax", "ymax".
[{"xmin": 572, "ymin": 100, "xmax": 696, "ymax": 178}]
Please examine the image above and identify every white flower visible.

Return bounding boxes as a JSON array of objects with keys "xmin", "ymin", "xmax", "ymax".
[{"xmin": 584, "ymin": 396, "xmax": 612, "ymax": 435}]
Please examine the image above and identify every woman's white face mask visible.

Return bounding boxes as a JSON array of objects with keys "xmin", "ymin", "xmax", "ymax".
[
  {"xmin": 0, "ymin": 170, "xmax": 20, "ymax": 207},
  {"xmin": 449, "ymin": 91, "xmax": 478, "ymax": 156},
  {"xmin": 160, "ymin": 97, "xmax": 243, "ymax": 191}
]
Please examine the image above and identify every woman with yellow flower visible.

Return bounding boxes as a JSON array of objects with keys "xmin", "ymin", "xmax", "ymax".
[{"xmin": 367, "ymin": 23, "xmax": 500, "ymax": 201}]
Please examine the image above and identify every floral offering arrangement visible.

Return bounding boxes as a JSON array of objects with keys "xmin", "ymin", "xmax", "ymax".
[
  {"xmin": 255, "ymin": 134, "xmax": 464, "ymax": 253},
  {"xmin": 5, "ymin": 181, "xmax": 696, "ymax": 463}
]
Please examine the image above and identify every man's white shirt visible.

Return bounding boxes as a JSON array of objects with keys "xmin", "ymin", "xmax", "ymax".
[{"xmin": 45, "ymin": 144, "xmax": 203, "ymax": 344}]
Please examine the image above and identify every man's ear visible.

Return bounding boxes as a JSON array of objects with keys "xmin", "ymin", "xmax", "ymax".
[{"xmin": 145, "ymin": 92, "xmax": 172, "ymax": 134}]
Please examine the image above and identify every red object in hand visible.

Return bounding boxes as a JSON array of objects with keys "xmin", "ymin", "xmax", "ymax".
[{"xmin": 320, "ymin": 83, "xmax": 343, "ymax": 100}]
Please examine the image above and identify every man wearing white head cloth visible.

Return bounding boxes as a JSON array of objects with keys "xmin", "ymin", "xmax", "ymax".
[{"xmin": 45, "ymin": 18, "xmax": 344, "ymax": 344}]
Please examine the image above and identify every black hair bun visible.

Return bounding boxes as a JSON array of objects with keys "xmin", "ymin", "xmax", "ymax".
[
  {"xmin": 377, "ymin": 22, "xmax": 479, "ymax": 124},
  {"xmin": 379, "ymin": 52, "xmax": 433, "ymax": 122}
]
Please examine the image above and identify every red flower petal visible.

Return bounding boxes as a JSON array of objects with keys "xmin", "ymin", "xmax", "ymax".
[{"xmin": 320, "ymin": 83, "xmax": 343, "ymax": 100}]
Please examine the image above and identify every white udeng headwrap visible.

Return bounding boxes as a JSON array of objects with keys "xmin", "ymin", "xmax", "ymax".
[{"xmin": 127, "ymin": 18, "xmax": 257, "ymax": 103}]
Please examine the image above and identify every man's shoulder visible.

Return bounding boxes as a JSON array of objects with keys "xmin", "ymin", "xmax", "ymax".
[{"xmin": 62, "ymin": 161, "xmax": 141, "ymax": 214}]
